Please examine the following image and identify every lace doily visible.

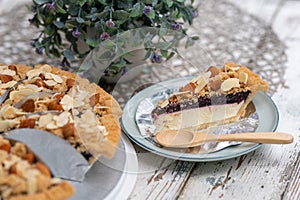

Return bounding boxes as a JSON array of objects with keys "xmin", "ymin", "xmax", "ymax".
[{"xmin": 0, "ymin": 1, "xmax": 287, "ymax": 106}]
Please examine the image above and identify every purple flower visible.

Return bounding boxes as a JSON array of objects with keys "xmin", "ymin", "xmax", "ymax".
[
  {"xmin": 105, "ymin": 19, "xmax": 115, "ymax": 28},
  {"xmin": 143, "ymin": 6, "xmax": 152, "ymax": 15},
  {"xmin": 46, "ymin": 2, "xmax": 55, "ymax": 11},
  {"xmin": 35, "ymin": 47, "xmax": 43, "ymax": 55},
  {"xmin": 72, "ymin": 27, "xmax": 81, "ymax": 38},
  {"xmin": 100, "ymin": 32, "xmax": 110, "ymax": 40},
  {"xmin": 193, "ymin": 10, "xmax": 199, "ymax": 18},
  {"xmin": 121, "ymin": 66, "xmax": 127, "ymax": 75},
  {"xmin": 152, "ymin": 52, "xmax": 162, "ymax": 63},
  {"xmin": 172, "ymin": 23, "xmax": 181, "ymax": 31}
]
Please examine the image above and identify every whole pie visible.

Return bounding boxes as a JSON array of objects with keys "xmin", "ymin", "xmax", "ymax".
[
  {"xmin": 152, "ymin": 62, "xmax": 268, "ymax": 131},
  {"xmin": 0, "ymin": 64, "xmax": 122, "ymax": 163},
  {"xmin": 0, "ymin": 135, "xmax": 74, "ymax": 200}
]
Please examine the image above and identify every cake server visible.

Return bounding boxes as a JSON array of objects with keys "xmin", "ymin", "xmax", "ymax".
[{"xmin": 3, "ymin": 128, "xmax": 90, "ymax": 182}]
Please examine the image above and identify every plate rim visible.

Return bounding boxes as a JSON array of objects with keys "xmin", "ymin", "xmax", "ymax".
[{"xmin": 121, "ymin": 76, "xmax": 279, "ymax": 162}]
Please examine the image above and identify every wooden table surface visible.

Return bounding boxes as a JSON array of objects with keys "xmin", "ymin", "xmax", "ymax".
[
  {"xmin": 0, "ymin": 0, "xmax": 299, "ymax": 200},
  {"xmin": 127, "ymin": 1, "xmax": 300, "ymax": 200}
]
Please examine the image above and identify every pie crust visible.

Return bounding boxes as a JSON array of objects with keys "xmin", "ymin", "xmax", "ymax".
[{"xmin": 0, "ymin": 64, "xmax": 122, "ymax": 163}]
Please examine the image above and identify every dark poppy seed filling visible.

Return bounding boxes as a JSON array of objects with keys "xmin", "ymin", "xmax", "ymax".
[{"xmin": 152, "ymin": 91, "xmax": 250, "ymax": 117}]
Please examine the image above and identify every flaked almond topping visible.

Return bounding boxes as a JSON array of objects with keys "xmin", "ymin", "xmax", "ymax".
[
  {"xmin": 10, "ymin": 89, "xmax": 36, "ymax": 101},
  {"xmin": 207, "ymin": 66, "xmax": 220, "ymax": 77},
  {"xmin": 60, "ymin": 95, "xmax": 73, "ymax": 111},
  {"xmin": 0, "ymin": 143, "xmax": 11, "ymax": 153},
  {"xmin": 66, "ymin": 78, "xmax": 75, "ymax": 88},
  {"xmin": 38, "ymin": 114, "xmax": 53, "ymax": 128},
  {"xmin": 159, "ymin": 99, "xmax": 169, "ymax": 108},
  {"xmin": 50, "ymin": 73, "xmax": 63, "ymax": 83},
  {"xmin": 34, "ymin": 79, "xmax": 46, "ymax": 88},
  {"xmin": 221, "ymin": 78, "xmax": 240, "ymax": 92},
  {"xmin": 239, "ymin": 72, "xmax": 248, "ymax": 84},
  {"xmin": 19, "ymin": 118, "xmax": 36, "ymax": 128},
  {"xmin": 39, "ymin": 73, "xmax": 45, "ymax": 80},
  {"xmin": 8, "ymin": 65, "xmax": 17, "ymax": 72},
  {"xmin": 1, "ymin": 80, "xmax": 17, "ymax": 89},
  {"xmin": 22, "ymin": 153, "xmax": 35, "ymax": 164},
  {"xmin": 44, "ymin": 72, "xmax": 53, "ymax": 80},
  {"xmin": 20, "ymin": 99, "xmax": 35, "ymax": 112},
  {"xmin": 40, "ymin": 64, "xmax": 52, "ymax": 72},
  {"xmin": 0, "ymin": 120, "xmax": 18, "ymax": 132},
  {"xmin": 62, "ymin": 123, "xmax": 75, "ymax": 138},
  {"xmin": 54, "ymin": 112, "xmax": 70, "ymax": 127},
  {"xmin": 46, "ymin": 121, "xmax": 58, "ymax": 130},
  {"xmin": 180, "ymin": 82, "xmax": 196, "ymax": 93},
  {"xmin": 1, "ymin": 105, "xmax": 18, "ymax": 119},
  {"xmin": 48, "ymin": 101, "xmax": 63, "ymax": 111},
  {"xmin": 44, "ymin": 80, "xmax": 57, "ymax": 87},
  {"xmin": 194, "ymin": 75, "xmax": 209, "ymax": 93},
  {"xmin": 26, "ymin": 69, "xmax": 42, "ymax": 80},
  {"xmin": 209, "ymin": 79, "xmax": 222, "ymax": 91},
  {"xmin": 2, "ymin": 69, "xmax": 16, "ymax": 77},
  {"xmin": 0, "ymin": 74, "xmax": 13, "ymax": 83},
  {"xmin": 89, "ymin": 93, "xmax": 100, "ymax": 106}
]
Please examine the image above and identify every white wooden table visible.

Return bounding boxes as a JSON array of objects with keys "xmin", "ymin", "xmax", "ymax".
[{"xmin": 128, "ymin": 1, "xmax": 300, "ymax": 200}]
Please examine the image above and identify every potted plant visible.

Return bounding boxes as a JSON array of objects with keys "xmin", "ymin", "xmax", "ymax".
[{"xmin": 29, "ymin": 0, "xmax": 199, "ymax": 80}]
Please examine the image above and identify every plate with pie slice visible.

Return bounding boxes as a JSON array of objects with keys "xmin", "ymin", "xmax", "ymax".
[{"xmin": 121, "ymin": 63, "xmax": 279, "ymax": 161}]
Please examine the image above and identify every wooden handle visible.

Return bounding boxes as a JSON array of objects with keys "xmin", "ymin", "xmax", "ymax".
[{"xmin": 205, "ymin": 132, "xmax": 294, "ymax": 144}]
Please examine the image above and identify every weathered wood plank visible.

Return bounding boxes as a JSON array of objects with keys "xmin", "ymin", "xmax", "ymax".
[{"xmin": 128, "ymin": 146, "xmax": 195, "ymax": 200}]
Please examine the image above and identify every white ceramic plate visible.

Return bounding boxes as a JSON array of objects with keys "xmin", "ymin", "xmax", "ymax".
[{"xmin": 121, "ymin": 77, "xmax": 279, "ymax": 162}]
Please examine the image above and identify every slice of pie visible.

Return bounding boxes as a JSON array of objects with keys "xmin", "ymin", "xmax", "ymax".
[
  {"xmin": 0, "ymin": 135, "xmax": 74, "ymax": 200},
  {"xmin": 152, "ymin": 62, "xmax": 268, "ymax": 132},
  {"xmin": 0, "ymin": 64, "xmax": 122, "ymax": 164}
]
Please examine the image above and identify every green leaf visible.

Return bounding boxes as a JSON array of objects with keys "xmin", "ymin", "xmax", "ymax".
[
  {"xmin": 33, "ymin": 0, "xmax": 49, "ymax": 5},
  {"xmin": 165, "ymin": 0, "xmax": 173, "ymax": 7},
  {"xmin": 130, "ymin": 3, "xmax": 142, "ymax": 17},
  {"xmin": 152, "ymin": 0, "xmax": 158, "ymax": 6},
  {"xmin": 86, "ymin": 38, "xmax": 99, "ymax": 48},
  {"xmin": 146, "ymin": 9, "xmax": 155, "ymax": 20},
  {"xmin": 79, "ymin": 0, "xmax": 87, "ymax": 7},
  {"xmin": 160, "ymin": 49, "xmax": 168, "ymax": 58},
  {"xmin": 69, "ymin": 5, "xmax": 80, "ymax": 16},
  {"xmin": 96, "ymin": 0, "xmax": 107, "ymax": 5},
  {"xmin": 142, "ymin": 0, "xmax": 152, "ymax": 4},
  {"xmin": 167, "ymin": 52, "xmax": 175, "ymax": 60},
  {"xmin": 113, "ymin": 10, "xmax": 130, "ymax": 20},
  {"xmin": 55, "ymin": 4, "xmax": 67, "ymax": 14},
  {"xmin": 76, "ymin": 17, "xmax": 85, "ymax": 23},
  {"xmin": 63, "ymin": 49, "xmax": 75, "ymax": 61},
  {"xmin": 51, "ymin": 48, "xmax": 61, "ymax": 57},
  {"xmin": 176, "ymin": 0, "xmax": 185, "ymax": 3},
  {"xmin": 53, "ymin": 21, "xmax": 64, "ymax": 28}
]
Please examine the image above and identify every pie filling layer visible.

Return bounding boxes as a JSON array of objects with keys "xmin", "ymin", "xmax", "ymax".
[
  {"xmin": 152, "ymin": 91, "xmax": 250, "ymax": 118},
  {"xmin": 153, "ymin": 101, "xmax": 244, "ymax": 130}
]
